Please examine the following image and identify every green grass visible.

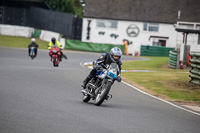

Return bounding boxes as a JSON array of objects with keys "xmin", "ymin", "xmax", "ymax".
[
  {"xmin": 123, "ymin": 57, "xmax": 170, "ymax": 70},
  {"xmin": 0, "ymin": 35, "xmax": 48, "ymax": 49},
  {"xmin": 122, "ymin": 57, "xmax": 200, "ymax": 102}
]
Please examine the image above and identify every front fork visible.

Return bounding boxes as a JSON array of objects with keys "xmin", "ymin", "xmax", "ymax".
[
  {"xmin": 51, "ymin": 55, "xmax": 57, "ymax": 61},
  {"xmin": 94, "ymin": 78, "xmax": 113, "ymax": 94}
]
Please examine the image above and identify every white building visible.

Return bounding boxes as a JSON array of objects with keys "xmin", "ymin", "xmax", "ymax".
[{"xmin": 81, "ymin": 0, "xmax": 200, "ymax": 56}]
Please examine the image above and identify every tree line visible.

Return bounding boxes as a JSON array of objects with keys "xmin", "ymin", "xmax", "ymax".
[{"xmin": 42, "ymin": 0, "xmax": 83, "ymax": 17}]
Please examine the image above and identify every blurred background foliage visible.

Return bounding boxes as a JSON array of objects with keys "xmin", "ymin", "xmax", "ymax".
[{"xmin": 42, "ymin": 0, "xmax": 83, "ymax": 17}]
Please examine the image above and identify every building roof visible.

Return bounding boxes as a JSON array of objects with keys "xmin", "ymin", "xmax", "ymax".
[{"xmin": 84, "ymin": 0, "xmax": 200, "ymax": 24}]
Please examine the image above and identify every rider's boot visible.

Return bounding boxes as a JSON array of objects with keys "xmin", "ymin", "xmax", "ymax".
[
  {"xmin": 81, "ymin": 76, "xmax": 92, "ymax": 89},
  {"xmin": 63, "ymin": 55, "xmax": 68, "ymax": 59},
  {"xmin": 105, "ymin": 94, "xmax": 112, "ymax": 100},
  {"xmin": 28, "ymin": 49, "xmax": 31, "ymax": 56}
]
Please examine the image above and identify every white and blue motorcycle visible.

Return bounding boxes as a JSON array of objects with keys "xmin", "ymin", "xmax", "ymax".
[{"xmin": 81, "ymin": 62, "xmax": 119, "ymax": 106}]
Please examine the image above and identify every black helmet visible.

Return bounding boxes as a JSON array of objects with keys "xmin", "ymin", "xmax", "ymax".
[{"xmin": 51, "ymin": 37, "xmax": 56, "ymax": 44}]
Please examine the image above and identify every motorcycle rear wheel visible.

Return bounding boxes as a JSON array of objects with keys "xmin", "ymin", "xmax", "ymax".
[{"xmin": 94, "ymin": 81, "xmax": 112, "ymax": 106}]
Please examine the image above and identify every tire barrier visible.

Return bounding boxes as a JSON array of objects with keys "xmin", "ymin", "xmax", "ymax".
[
  {"xmin": 189, "ymin": 52, "xmax": 200, "ymax": 85},
  {"xmin": 168, "ymin": 50, "xmax": 177, "ymax": 69}
]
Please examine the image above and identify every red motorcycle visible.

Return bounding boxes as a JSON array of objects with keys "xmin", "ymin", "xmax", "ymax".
[{"xmin": 49, "ymin": 45, "xmax": 61, "ymax": 67}]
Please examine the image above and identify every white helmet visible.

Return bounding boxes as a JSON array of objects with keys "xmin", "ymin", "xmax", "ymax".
[
  {"xmin": 110, "ymin": 47, "xmax": 122, "ymax": 61},
  {"xmin": 31, "ymin": 38, "xmax": 36, "ymax": 42}
]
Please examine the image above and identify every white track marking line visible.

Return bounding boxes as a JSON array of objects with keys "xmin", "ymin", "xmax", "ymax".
[
  {"xmin": 80, "ymin": 62, "xmax": 86, "ymax": 68},
  {"xmin": 122, "ymin": 81, "xmax": 200, "ymax": 116}
]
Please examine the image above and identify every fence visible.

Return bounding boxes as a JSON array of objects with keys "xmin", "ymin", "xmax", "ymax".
[
  {"xmin": 140, "ymin": 45, "xmax": 175, "ymax": 57},
  {"xmin": 0, "ymin": 5, "xmax": 82, "ymax": 40},
  {"xmin": 29, "ymin": 7, "xmax": 74, "ymax": 39},
  {"xmin": 189, "ymin": 52, "xmax": 200, "ymax": 85}
]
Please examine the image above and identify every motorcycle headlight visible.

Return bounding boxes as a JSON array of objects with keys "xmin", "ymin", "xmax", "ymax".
[{"xmin": 52, "ymin": 50, "xmax": 57, "ymax": 53}]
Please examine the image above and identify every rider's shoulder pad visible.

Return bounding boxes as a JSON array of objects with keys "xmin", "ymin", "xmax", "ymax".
[
  {"xmin": 102, "ymin": 53, "xmax": 108, "ymax": 56},
  {"xmin": 99, "ymin": 53, "xmax": 108, "ymax": 59}
]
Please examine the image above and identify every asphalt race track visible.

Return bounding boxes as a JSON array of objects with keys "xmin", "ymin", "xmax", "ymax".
[{"xmin": 0, "ymin": 47, "xmax": 199, "ymax": 133}]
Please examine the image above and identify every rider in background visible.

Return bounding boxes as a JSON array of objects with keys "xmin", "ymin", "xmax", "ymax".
[
  {"xmin": 82, "ymin": 47, "xmax": 122, "ymax": 89},
  {"xmin": 48, "ymin": 37, "xmax": 67, "ymax": 61},
  {"xmin": 28, "ymin": 38, "xmax": 39, "ymax": 56}
]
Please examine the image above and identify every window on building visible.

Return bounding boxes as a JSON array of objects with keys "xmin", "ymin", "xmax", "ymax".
[
  {"xmin": 96, "ymin": 20, "xmax": 118, "ymax": 29},
  {"xmin": 152, "ymin": 39, "xmax": 159, "ymax": 46},
  {"xmin": 159, "ymin": 40, "xmax": 166, "ymax": 46},
  {"xmin": 152, "ymin": 39, "xmax": 166, "ymax": 47},
  {"xmin": 143, "ymin": 22, "xmax": 159, "ymax": 32}
]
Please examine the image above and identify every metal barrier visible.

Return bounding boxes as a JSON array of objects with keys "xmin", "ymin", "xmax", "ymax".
[
  {"xmin": 168, "ymin": 50, "xmax": 177, "ymax": 69},
  {"xmin": 189, "ymin": 52, "xmax": 200, "ymax": 85}
]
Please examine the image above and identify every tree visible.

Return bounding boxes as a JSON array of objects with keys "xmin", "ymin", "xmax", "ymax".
[{"xmin": 42, "ymin": 0, "xmax": 83, "ymax": 17}]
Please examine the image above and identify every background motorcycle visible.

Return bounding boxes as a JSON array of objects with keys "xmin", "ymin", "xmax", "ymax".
[
  {"xmin": 81, "ymin": 63, "xmax": 119, "ymax": 106},
  {"xmin": 49, "ymin": 45, "xmax": 61, "ymax": 67}
]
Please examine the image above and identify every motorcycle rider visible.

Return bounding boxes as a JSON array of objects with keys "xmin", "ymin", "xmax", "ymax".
[
  {"xmin": 82, "ymin": 47, "xmax": 122, "ymax": 89},
  {"xmin": 28, "ymin": 38, "xmax": 39, "ymax": 56},
  {"xmin": 48, "ymin": 37, "xmax": 67, "ymax": 61}
]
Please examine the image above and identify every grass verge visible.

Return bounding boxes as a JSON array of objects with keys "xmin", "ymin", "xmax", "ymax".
[
  {"xmin": 122, "ymin": 57, "xmax": 200, "ymax": 106},
  {"xmin": 0, "ymin": 35, "xmax": 48, "ymax": 49}
]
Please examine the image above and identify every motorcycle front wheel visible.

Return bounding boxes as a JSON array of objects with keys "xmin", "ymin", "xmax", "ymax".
[
  {"xmin": 53, "ymin": 57, "xmax": 58, "ymax": 67},
  {"xmin": 30, "ymin": 52, "xmax": 35, "ymax": 59},
  {"xmin": 82, "ymin": 93, "xmax": 91, "ymax": 102},
  {"xmin": 94, "ymin": 81, "xmax": 112, "ymax": 106}
]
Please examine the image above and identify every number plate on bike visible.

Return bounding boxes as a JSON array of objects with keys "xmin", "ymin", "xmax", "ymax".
[
  {"xmin": 107, "ymin": 72, "xmax": 117, "ymax": 78},
  {"xmin": 52, "ymin": 50, "xmax": 57, "ymax": 53}
]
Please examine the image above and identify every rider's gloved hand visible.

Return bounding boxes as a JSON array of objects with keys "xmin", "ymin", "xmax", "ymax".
[
  {"xmin": 116, "ymin": 76, "xmax": 121, "ymax": 82},
  {"xmin": 93, "ymin": 61, "xmax": 100, "ymax": 66},
  {"xmin": 95, "ymin": 65, "xmax": 103, "ymax": 70},
  {"xmin": 93, "ymin": 61, "xmax": 96, "ymax": 66}
]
